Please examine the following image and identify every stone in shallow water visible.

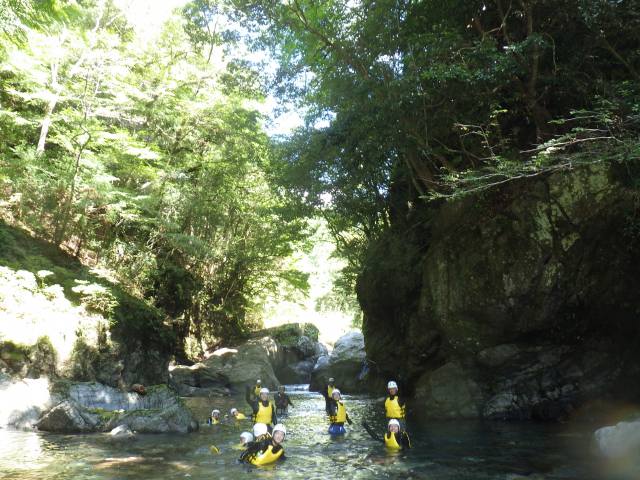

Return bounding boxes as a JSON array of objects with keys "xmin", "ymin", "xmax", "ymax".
[
  {"xmin": 109, "ymin": 424, "xmax": 134, "ymax": 438},
  {"xmin": 36, "ymin": 400, "xmax": 99, "ymax": 433}
]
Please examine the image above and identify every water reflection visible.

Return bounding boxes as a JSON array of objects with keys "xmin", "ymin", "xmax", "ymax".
[{"xmin": 0, "ymin": 387, "xmax": 634, "ymax": 479}]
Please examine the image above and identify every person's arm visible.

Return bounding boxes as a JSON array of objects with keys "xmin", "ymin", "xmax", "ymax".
[
  {"xmin": 321, "ymin": 386, "xmax": 329, "ymax": 400},
  {"xmin": 327, "ymin": 398, "xmax": 337, "ymax": 416},
  {"xmin": 271, "ymin": 403, "xmax": 278, "ymax": 425},
  {"xmin": 401, "ymin": 431, "xmax": 412, "ymax": 449},
  {"xmin": 287, "ymin": 395, "xmax": 294, "ymax": 407},
  {"xmin": 362, "ymin": 421, "xmax": 383, "ymax": 443},
  {"xmin": 245, "ymin": 386, "xmax": 258, "ymax": 412},
  {"xmin": 346, "ymin": 412, "xmax": 353, "ymax": 425}
]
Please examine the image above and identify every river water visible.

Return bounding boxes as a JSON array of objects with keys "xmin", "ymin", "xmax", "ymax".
[{"xmin": 0, "ymin": 385, "xmax": 636, "ymax": 480}]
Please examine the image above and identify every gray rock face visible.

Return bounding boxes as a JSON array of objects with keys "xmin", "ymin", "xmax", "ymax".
[
  {"xmin": 359, "ymin": 163, "xmax": 640, "ymax": 419},
  {"xmin": 35, "ymin": 382, "xmax": 197, "ymax": 434},
  {"xmin": 170, "ymin": 337, "xmax": 280, "ymax": 395},
  {"xmin": 170, "ymin": 327, "xmax": 330, "ymax": 392},
  {"xmin": 414, "ymin": 362, "xmax": 481, "ymax": 419},
  {"xmin": 310, "ymin": 332, "xmax": 367, "ymax": 393},
  {"xmin": 37, "ymin": 401, "xmax": 99, "ymax": 433}
]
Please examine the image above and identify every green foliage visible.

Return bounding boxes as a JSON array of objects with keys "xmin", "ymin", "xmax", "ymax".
[
  {"xmin": 231, "ymin": 0, "xmax": 640, "ymax": 294},
  {"xmin": 71, "ymin": 280, "xmax": 118, "ymax": 316},
  {"xmin": 0, "ymin": 0, "xmax": 311, "ymax": 358}
]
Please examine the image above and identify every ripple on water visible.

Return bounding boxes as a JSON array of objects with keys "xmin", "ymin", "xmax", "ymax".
[{"xmin": 0, "ymin": 390, "xmax": 626, "ymax": 479}]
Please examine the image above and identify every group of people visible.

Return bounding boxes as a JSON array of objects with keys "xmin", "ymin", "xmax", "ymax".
[
  {"xmin": 322, "ymin": 377, "xmax": 412, "ymax": 450},
  {"xmin": 207, "ymin": 379, "xmax": 295, "ymax": 466},
  {"xmin": 207, "ymin": 376, "xmax": 411, "ymax": 467}
]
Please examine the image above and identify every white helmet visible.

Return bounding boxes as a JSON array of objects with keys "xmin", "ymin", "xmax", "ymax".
[
  {"xmin": 387, "ymin": 381, "xmax": 398, "ymax": 390},
  {"xmin": 256, "ymin": 379, "xmax": 261, "ymax": 384},
  {"xmin": 230, "ymin": 408, "xmax": 238, "ymax": 415},
  {"xmin": 240, "ymin": 431, "xmax": 254, "ymax": 443},
  {"xmin": 331, "ymin": 388, "xmax": 341, "ymax": 398},
  {"xmin": 259, "ymin": 387, "xmax": 269, "ymax": 395},
  {"xmin": 211, "ymin": 409, "xmax": 220, "ymax": 416},
  {"xmin": 388, "ymin": 419, "xmax": 401, "ymax": 429},
  {"xmin": 272, "ymin": 423, "xmax": 286, "ymax": 436},
  {"xmin": 328, "ymin": 377, "xmax": 335, "ymax": 382},
  {"xmin": 253, "ymin": 422, "xmax": 268, "ymax": 437}
]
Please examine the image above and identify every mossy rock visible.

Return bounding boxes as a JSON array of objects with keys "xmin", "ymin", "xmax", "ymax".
[{"xmin": 257, "ymin": 323, "xmax": 319, "ymax": 346}]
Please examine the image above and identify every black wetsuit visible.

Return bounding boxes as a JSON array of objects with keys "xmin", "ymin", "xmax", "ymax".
[
  {"xmin": 321, "ymin": 384, "xmax": 336, "ymax": 415},
  {"xmin": 387, "ymin": 431, "xmax": 412, "ymax": 449},
  {"xmin": 274, "ymin": 392, "xmax": 293, "ymax": 414}
]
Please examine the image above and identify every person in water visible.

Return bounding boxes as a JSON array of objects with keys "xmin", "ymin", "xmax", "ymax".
[
  {"xmin": 327, "ymin": 388, "xmax": 352, "ymax": 435},
  {"xmin": 385, "ymin": 380, "xmax": 406, "ymax": 422},
  {"xmin": 230, "ymin": 407, "xmax": 247, "ymax": 420},
  {"xmin": 240, "ymin": 431, "xmax": 254, "ymax": 446},
  {"xmin": 363, "ymin": 419, "xmax": 412, "ymax": 450},
  {"xmin": 385, "ymin": 419, "xmax": 411, "ymax": 449},
  {"xmin": 250, "ymin": 379, "xmax": 262, "ymax": 401},
  {"xmin": 252, "ymin": 422, "xmax": 271, "ymax": 442},
  {"xmin": 322, "ymin": 377, "xmax": 336, "ymax": 414},
  {"xmin": 274, "ymin": 385, "xmax": 294, "ymax": 415},
  {"xmin": 240, "ymin": 423, "xmax": 287, "ymax": 466},
  {"xmin": 207, "ymin": 408, "xmax": 221, "ymax": 425},
  {"xmin": 246, "ymin": 385, "xmax": 277, "ymax": 427}
]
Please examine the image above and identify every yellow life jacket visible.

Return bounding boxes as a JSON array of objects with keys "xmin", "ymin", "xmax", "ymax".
[
  {"xmin": 234, "ymin": 412, "xmax": 247, "ymax": 420},
  {"xmin": 211, "ymin": 417, "xmax": 220, "ymax": 424},
  {"xmin": 329, "ymin": 401, "xmax": 347, "ymax": 423},
  {"xmin": 384, "ymin": 432, "xmax": 402, "ymax": 450},
  {"xmin": 385, "ymin": 396, "xmax": 405, "ymax": 419},
  {"xmin": 254, "ymin": 401, "xmax": 274, "ymax": 424},
  {"xmin": 254, "ymin": 385, "xmax": 261, "ymax": 397},
  {"xmin": 249, "ymin": 444, "xmax": 284, "ymax": 466},
  {"xmin": 327, "ymin": 384, "xmax": 334, "ymax": 397}
]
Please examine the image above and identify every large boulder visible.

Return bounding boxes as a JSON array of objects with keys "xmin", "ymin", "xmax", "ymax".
[
  {"xmin": 359, "ymin": 163, "xmax": 640, "ymax": 418},
  {"xmin": 310, "ymin": 331, "xmax": 367, "ymax": 393},
  {"xmin": 255, "ymin": 323, "xmax": 325, "ymax": 384},
  {"xmin": 170, "ymin": 337, "xmax": 280, "ymax": 395},
  {"xmin": 36, "ymin": 400, "xmax": 99, "ymax": 433},
  {"xmin": 35, "ymin": 382, "xmax": 197, "ymax": 433}
]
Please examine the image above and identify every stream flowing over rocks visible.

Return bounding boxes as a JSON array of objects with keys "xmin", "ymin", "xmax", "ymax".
[{"xmin": 358, "ymin": 163, "xmax": 640, "ymax": 420}]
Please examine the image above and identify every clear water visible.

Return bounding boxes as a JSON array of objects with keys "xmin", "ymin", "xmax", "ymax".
[{"xmin": 0, "ymin": 386, "xmax": 636, "ymax": 480}]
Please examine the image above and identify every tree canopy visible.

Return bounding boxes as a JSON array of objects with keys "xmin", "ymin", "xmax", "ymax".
[{"xmin": 0, "ymin": 0, "xmax": 313, "ymax": 357}]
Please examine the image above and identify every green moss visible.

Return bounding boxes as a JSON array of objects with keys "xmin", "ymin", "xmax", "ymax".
[
  {"xmin": 87, "ymin": 407, "xmax": 123, "ymax": 422},
  {"xmin": 0, "ymin": 340, "xmax": 30, "ymax": 363}
]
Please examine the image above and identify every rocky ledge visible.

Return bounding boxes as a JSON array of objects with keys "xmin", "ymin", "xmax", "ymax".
[{"xmin": 33, "ymin": 382, "xmax": 198, "ymax": 434}]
